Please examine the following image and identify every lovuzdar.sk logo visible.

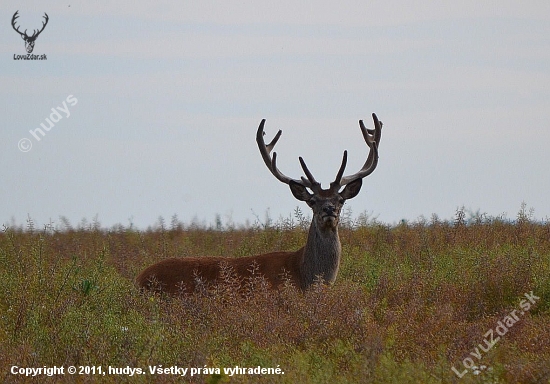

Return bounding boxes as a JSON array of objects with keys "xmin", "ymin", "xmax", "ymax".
[{"xmin": 11, "ymin": 10, "xmax": 48, "ymax": 60}]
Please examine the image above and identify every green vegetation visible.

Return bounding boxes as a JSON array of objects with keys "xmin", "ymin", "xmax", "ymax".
[{"xmin": 1, "ymin": 207, "xmax": 549, "ymax": 383}]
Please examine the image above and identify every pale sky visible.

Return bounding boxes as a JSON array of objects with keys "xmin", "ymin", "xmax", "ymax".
[{"xmin": 2, "ymin": 1, "xmax": 549, "ymax": 229}]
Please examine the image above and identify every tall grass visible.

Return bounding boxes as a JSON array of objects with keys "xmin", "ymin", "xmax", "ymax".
[{"xmin": 0, "ymin": 208, "xmax": 549, "ymax": 383}]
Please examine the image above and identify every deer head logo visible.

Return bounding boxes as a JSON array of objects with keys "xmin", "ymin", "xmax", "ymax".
[{"xmin": 11, "ymin": 11, "xmax": 49, "ymax": 53}]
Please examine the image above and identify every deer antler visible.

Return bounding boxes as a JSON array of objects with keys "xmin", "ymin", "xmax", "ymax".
[
  {"xmin": 32, "ymin": 13, "xmax": 49, "ymax": 39},
  {"xmin": 11, "ymin": 11, "xmax": 49, "ymax": 40},
  {"xmin": 256, "ymin": 120, "xmax": 321, "ymax": 192},
  {"xmin": 11, "ymin": 11, "xmax": 25, "ymax": 38},
  {"xmin": 258, "ymin": 114, "xmax": 382, "ymax": 193},
  {"xmin": 337, "ymin": 113, "xmax": 383, "ymax": 187}
]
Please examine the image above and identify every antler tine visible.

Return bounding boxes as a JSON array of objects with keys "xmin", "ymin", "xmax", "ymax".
[
  {"xmin": 339, "ymin": 113, "xmax": 383, "ymax": 186},
  {"xmin": 257, "ymin": 119, "xmax": 313, "ymax": 187},
  {"xmin": 329, "ymin": 150, "xmax": 348, "ymax": 191},
  {"xmin": 299, "ymin": 157, "xmax": 321, "ymax": 192},
  {"xmin": 371, "ymin": 112, "xmax": 383, "ymax": 145},
  {"xmin": 257, "ymin": 120, "xmax": 278, "ymax": 167}
]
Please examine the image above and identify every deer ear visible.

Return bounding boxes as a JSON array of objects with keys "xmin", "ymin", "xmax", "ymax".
[
  {"xmin": 340, "ymin": 179, "xmax": 362, "ymax": 200},
  {"xmin": 289, "ymin": 181, "xmax": 312, "ymax": 202}
]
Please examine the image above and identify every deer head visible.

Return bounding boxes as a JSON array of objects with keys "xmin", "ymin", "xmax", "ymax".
[
  {"xmin": 257, "ymin": 113, "xmax": 382, "ymax": 231},
  {"xmin": 12, "ymin": 11, "xmax": 49, "ymax": 53}
]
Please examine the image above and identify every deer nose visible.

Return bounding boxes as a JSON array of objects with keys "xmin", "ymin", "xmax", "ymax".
[{"xmin": 323, "ymin": 206, "xmax": 336, "ymax": 216}]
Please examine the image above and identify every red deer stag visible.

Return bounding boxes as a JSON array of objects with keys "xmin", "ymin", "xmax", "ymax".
[{"xmin": 136, "ymin": 114, "xmax": 383, "ymax": 294}]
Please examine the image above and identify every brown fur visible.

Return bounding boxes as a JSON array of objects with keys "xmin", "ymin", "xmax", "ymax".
[{"xmin": 135, "ymin": 248, "xmax": 304, "ymax": 294}]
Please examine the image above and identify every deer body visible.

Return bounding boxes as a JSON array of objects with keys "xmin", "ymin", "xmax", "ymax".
[
  {"xmin": 136, "ymin": 250, "xmax": 303, "ymax": 294},
  {"xmin": 136, "ymin": 114, "xmax": 383, "ymax": 294},
  {"xmin": 136, "ymin": 202, "xmax": 350, "ymax": 294}
]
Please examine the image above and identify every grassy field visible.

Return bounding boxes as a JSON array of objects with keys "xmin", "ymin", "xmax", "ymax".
[{"xmin": 1, "ymin": 208, "xmax": 549, "ymax": 383}]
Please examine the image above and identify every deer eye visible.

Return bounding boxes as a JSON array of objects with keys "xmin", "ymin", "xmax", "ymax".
[
  {"xmin": 307, "ymin": 198, "xmax": 317, "ymax": 207},
  {"xmin": 338, "ymin": 198, "xmax": 345, "ymax": 205}
]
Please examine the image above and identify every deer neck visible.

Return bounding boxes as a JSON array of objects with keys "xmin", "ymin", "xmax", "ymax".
[{"xmin": 299, "ymin": 219, "xmax": 342, "ymax": 289}]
